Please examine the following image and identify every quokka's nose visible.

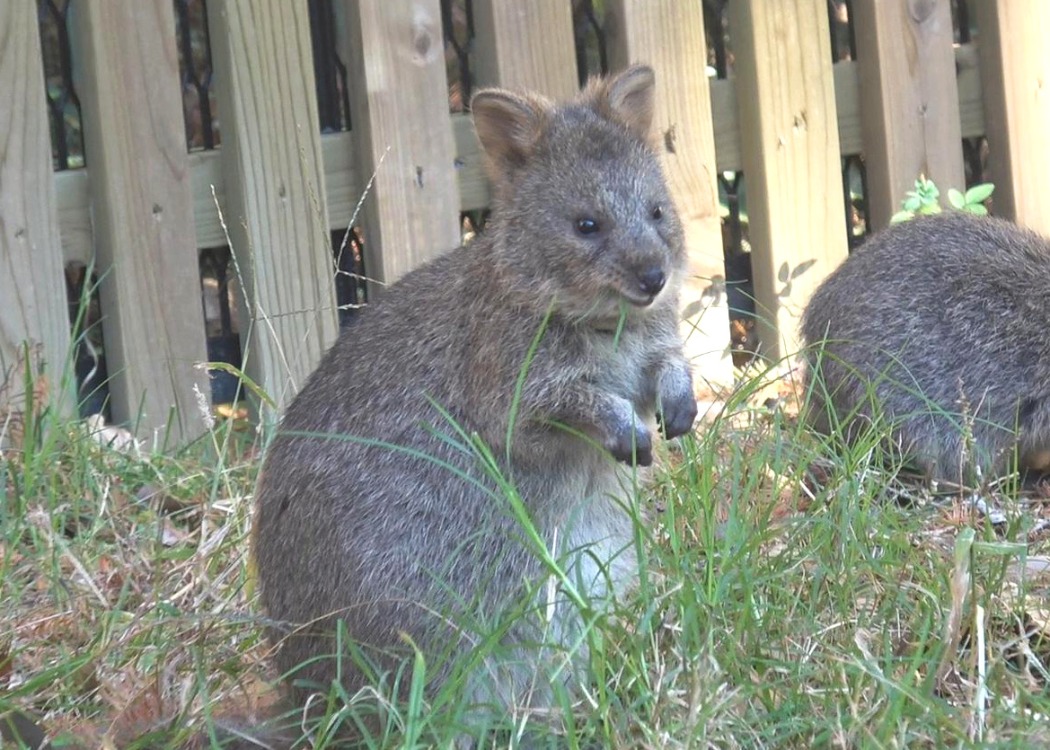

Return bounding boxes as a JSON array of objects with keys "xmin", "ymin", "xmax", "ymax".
[{"xmin": 637, "ymin": 267, "xmax": 666, "ymax": 297}]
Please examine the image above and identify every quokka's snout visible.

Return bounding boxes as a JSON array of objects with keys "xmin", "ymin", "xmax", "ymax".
[
  {"xmin": 612, "ymin": 229, "xmax": 679, "ymax": 307},
  {"xmin": 634, "ymin": 265, "xmax": 666, "ymax": 299},
  {"xmin": 801, "ymin": 211, "xmax": 1050, "ymax": 483},
  {"xmin": 614, "ymin": 261, "xmax": 668, "ymax": 306}
]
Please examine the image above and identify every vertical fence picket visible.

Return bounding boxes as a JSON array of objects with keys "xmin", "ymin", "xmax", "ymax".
[
  {"xmin": 341, "ymin": 0, "xmax": 461, "ymax": 293},
  {"xmin": 974, "ymin": 1, "xmax": 1050, "ymax": 235},
  {"xmin": 0, "ymin": 4, "xmax": 71, "ymax": 415},
  {"xmin": 727, "ymin": 0, "xmax": 849, "ymax": 362},
  {"xmin": 206, "ymin": 0, "xmax": 339, "ymax": 417},
  {"xmin": 71, "ymin": 2, "xmax": 209, "ymax": 442},
  {"xmin": 8, "ymin": 2, "xmax": 1048, "ymax": 436},
  {"xmin": 605, "ymin": 1, "xmax": 733, "ymax": 386},
  {"xmin": 472, "ymin": 1, "xmax": 577, "ymax": 97},
  {"xmin": 853, "ymin": 0, "xmax": 965, "ymax": 230}
]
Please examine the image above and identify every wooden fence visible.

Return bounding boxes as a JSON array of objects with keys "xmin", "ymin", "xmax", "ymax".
[{"xmin": 1, "ymin": 1, "xmax": 1049, "ymax": 445}]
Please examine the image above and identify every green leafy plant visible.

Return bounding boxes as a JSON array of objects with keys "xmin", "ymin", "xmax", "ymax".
[
  {"xmin": 947, "ymin": 181, "xmax": 995, "ymax": 215},
  {"xmin": 890, "ymin": 175, "xmax": 995, "ymax": 224}
]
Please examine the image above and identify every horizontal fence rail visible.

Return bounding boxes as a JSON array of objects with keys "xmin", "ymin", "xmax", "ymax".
[{"xmin": 47, "ymin": 50, "xmax": 993, "ymax": 268}]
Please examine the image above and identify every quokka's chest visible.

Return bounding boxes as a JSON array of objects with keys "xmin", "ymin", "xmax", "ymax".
[{"xmin": 582, "ymin": 329, "xmax": 666, "ymax": 387}]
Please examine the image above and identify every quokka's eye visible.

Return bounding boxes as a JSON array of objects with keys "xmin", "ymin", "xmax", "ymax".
[
  {"xmin": 651, "ymin": 205, "xmax": 664, "ymax": 220},
  {"xmin": 575, "ymin": 217, "xmax": 600, "ymax": 235}
]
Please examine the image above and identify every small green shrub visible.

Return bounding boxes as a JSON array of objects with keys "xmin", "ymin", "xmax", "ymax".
[{"xmin": 890, "ymin": 175, "xmax": 995, "ymax": 224}]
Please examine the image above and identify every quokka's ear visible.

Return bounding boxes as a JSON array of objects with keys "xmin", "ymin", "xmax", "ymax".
[
  {"xmin": 589, "ymin": 64, "xmax": 656, "ymax": 142},
  {"xmin": 470, "ymin": 89, "xmax": 550, "ymax": 180}
]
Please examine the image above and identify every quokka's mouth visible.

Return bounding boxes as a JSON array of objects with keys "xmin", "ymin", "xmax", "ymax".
[
  {"xmin": 620, "ymin": 289, "xmax": 659, "ymax": 307},
  {"xmin": 620, "ymin": 265, "xmax": 667, "ymax": 307}
]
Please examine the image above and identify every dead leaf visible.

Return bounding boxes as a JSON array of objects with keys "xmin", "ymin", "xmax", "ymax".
[
  {"xmin": 103, "ymin": 675, "xmax": 169, "ymax": 747},
  {"xmin": 214, "ymin": 403, "xmax": 249, "ymax": 422},
  {"xmin": 96, "ymin": 555, "xmax": 126, "ymax": 595},
  {"xmin": 160, "ymin": 518, "xmax": 188, "ymax": 547}
]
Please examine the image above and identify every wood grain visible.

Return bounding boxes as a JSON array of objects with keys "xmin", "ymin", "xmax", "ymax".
[
  {"xmin": 207, "ymin": 0, "xmax": 339, "ymax": 416},
  {"xmin": 728, "ymin": 0, "xmax": 849, "ymax": 361},
  {"xmin": 605, "ymin": 0, "xmax": 732, "ymax": 385},
  {"xmin": 54, "ymin": 46, "xmax": 990, "ymax": 266},
  {"xmin": 853, "ymin": 0, "xmax": 965, "ymax": 229},
  {"xmin": 0, "ymin": 4, "xmax": 71, "ymax": 412},
  {"xmin": 72, "ymin": 2, "xmax": 209, "ymax": 440},
  {"xmin": 342, "ymin": 0, "xmax": 461, "ymax": 293},
  {"xmin": 974, "ymin": 1, "xmax": 1050, "ymax": 234},
  {"xmin": 472, "ymin": 1, "xmax": 578, "ymax": 97}
]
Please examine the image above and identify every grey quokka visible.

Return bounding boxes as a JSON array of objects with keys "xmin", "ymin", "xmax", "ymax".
[
  {"xmin": 801, "ymin": 211, "xmax": 1050, "ymax": 483},
  {"xmin": 252, "ymin": 64, "xmax": 697, "ymax": 729}
]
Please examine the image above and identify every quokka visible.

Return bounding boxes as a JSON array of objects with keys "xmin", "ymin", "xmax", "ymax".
[
  {"xmin": 252, "ymin": 64, "xmax": 698, "ymax": 734},
  {"xmin": 802, "ymin": 211, "xmax": 1050, "ymax": 483}
]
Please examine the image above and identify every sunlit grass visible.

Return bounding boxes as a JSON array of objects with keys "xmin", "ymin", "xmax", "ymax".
[{"xmin": 3, "ymin": 353, "xmax": 1050, "ymax": 749}]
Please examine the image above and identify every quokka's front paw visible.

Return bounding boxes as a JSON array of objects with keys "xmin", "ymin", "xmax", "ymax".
[
  {"xmin": 606, "ymin": 419, "xmax": 653, "ymax": 466},
  {"xmin": 657, "ymin": 365, "xmax": 698, "ymax": 440},
  {"xmin": 657, "ymin": 391, "xmax": 698, "ymax": 440}
]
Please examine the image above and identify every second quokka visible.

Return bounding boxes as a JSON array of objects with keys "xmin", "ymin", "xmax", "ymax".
[
  {"xmin": 253, "ymin": 64, "xmax": 698, "ymax": 735},
  {"xmin": 802, "ymin": 211, "xmax": 1050, "ymax": 484}
]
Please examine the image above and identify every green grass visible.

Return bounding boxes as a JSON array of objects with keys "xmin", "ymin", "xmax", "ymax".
[{"xmin": 3, "ymin": 355, "xmax": 1050, "ymax": 749}]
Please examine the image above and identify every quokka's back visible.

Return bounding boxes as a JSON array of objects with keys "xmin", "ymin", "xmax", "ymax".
[
  {"xmin": 252, "ymin": 64, "xmax": 698, "ymax": 736},
  {"xmin": 801, "ymin": 211, "xmax": 1050, "ymax": 483}
]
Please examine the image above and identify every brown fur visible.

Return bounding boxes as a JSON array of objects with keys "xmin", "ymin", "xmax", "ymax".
[
  {"xmin": 801, "ymin": 212, "xmax": 1050, "ymax": 483},
  {"xmin": 251, "ymin": 65, "xmax": 697, "ymax": 736}
]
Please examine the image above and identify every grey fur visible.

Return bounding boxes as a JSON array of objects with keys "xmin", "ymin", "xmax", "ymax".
[
  {"xmin": 801, "ymin": 212, "xmax": 1050, "ymax": 482},
  {"xmin": 252, "ymin": 65, "xmax": 697, "ymax": 728}
]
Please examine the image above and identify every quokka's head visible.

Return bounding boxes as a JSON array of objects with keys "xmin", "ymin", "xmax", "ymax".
[{"xmin": 471, "ymin": 64, "xmax": 686, "ymax": 325}]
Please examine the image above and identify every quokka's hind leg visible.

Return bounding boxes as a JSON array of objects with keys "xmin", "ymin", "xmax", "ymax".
[
  {"xmin": 921, "ymin": 415, "xmax": 1022, "ymax": 485},
  {"xmin": 1018, "ymin": 396, "xmax": 1050, "ymax": 475},
  {"xmin": 887, "ymin": 411, "xmax": 965, "ymax": 485},
  {"xmin": 1025, "ymin": 449, "xmax": 1050, "ymax": 474}
]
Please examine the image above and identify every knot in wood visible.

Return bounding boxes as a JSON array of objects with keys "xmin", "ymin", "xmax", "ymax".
[
  {"xmin": 411, "ymin": 8, "xmax": 440, "ymax": 65},
  {"xmin": 907, "ymin": 0, "xmax": 937, "ymax": 24}
]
